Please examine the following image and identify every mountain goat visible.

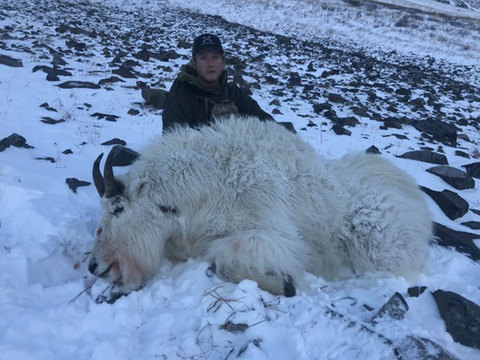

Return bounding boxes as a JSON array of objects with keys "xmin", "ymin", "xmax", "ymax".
[{"xmin": 89, "ymin": 116, "xmax": 431, "ymax": 297}]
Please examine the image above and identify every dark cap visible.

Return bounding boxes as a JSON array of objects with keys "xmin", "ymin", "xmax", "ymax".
[{"xmin": 192, "ymin": 34, "xmax": 224, "ymax": 56}]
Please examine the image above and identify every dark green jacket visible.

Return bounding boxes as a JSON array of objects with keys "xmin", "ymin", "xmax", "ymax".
[{"xmin": 162, "ymin": 64, "xmax": 273, "ymax": 132}]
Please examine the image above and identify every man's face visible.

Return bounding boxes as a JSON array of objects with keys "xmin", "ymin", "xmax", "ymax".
[{"xmin": 193, "ymin": 50, "xmax": 225, "ymax": 86}]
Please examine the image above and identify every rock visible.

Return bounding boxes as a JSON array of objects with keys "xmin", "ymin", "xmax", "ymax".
[
  {"xmin": 0, "ymin": 133, "xmax": 34, "ymax": 151},
  {"xmin": 66, "ymin": 178, "xmax": 91, "ymax": 193},
  {"xmin": 141, "ymin": 87, "xmax": 168, "ymax": 109},
  {"xmin": 101, "ymin": 138, "xmax": 127, "ymax": 146},
  {"xmin": 331, "ymin": 124, "xmax": 351, "ymax": 136},
  {"xmin": 36, "ymin": 157, "xmax": 55, "ymax": 163},
  {"xmin": 98, "ymin": 76, "xmax": 125, "ymax": 85},
  {"xmin": 397, "ymin": 150, "xmax": 448, "ymax": 165},
  {"xmin": 462, "ymin": 162, "xmax": 480, "ymax": 179},
  {"xmin": 328, "ymin": 93, "xmax": 346, "ymax": 103},
  {"xmin": 426, "ymin": 165, "xmax": 475, "ymax": 190},
  {"xmin": 278, "ymin": 122, "xmax": 296, "ymax": 133},
  {"xmin": 128, "ymin": 109, "xmax": 140, "ymax": 116},
  {"xmin": 395, "ymin": 336, "xmax": 459, "ymax": 360},
  {"xmin": 90, "ymin": 113, "xmax": 119, "ymax": 122},
  {"xmin": 411, "ymin": 119, "xmax": 457, "ymax": 147},
  {"xmin": 371, "ymin": 292, "xmax": 409, "ymax": 324},
  {"xmin": 366, "ymin": 145, "xmax": 381, "ymax": 154},
  {"xmin": 433, "ymin": 290, "xmax": 480, "ymax": 350},
  {"xmin": 0, "ymin": 54, "xmax": 23, "ymax": 67},
  {"xmin": 41, "ymin": 117, "xmax": 66, "ymax": 124},
  {"xmin": 57, "ymin": 81, "xmax": 101, "ymax": 89},
  {"xmin": 407, "ymin": 286, "xmax": 427, "ymax": 297},
  {"xmin": 433, "ymin": 222, "xmax": 480, "ymax": 261},
  {"xmin": 395, "ymin": 87, "xmax": 412, "ymax": 96},
  {"xmin": 312, "ymin": 102, "xmax": 331, "ymax": 114},
  {"xmin": 461, "ymin": 221, "xmax": 480, "ymax": 230},
  {"xmin": 108, "ymin": 145, "xmax": 140, "ymax": 166},
  {"xmin": 336, "ymin": 116, "xmax": 359, "ymax": 127},
  {"xmin": 420, "ymin": 187, "xmax": 468, "ymax": 220}
]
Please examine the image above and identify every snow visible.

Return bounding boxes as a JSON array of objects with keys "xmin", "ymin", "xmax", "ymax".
[{"xmin": 1, "ymin": 0, "xmax": 480, "ymax": 359}]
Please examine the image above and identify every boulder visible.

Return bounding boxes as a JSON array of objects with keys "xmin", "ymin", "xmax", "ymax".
[
  {"xmin": 420, "ymin": 187, "xmax": 469, "ymax": 220},
  {"xmin": 462, "ymin": 162, "xmax": 480, "ymax": 179},
  {"xmin": 397, "ymin": 150, "xmax": 448, "ymax": 165},
  {"xmin": 433, "ymin": 290, "xmax": 480, "ymax": 350},
  {"xmin": 411, "ymin": 119, "xmax": 457, "ymax": 147},
  {"xmin": 0, "ymin": 133, "xmax": 34, "ymax": 151},
  {"xmin": 433, "ymin": 222, "xmax": 480, "ymax": 261},
  {"xmin": 426, "ymin": 165, "xmax": 475, "ymax": 190},
  {"xmin": 371, "ymin": 292, "xmax": 409, "ymax": 324}
]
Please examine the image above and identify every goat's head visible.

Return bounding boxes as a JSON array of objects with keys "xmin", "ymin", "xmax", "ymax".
[{"xmin": 88, "ymin": 147, "xmax": 177, "ymax": 292}]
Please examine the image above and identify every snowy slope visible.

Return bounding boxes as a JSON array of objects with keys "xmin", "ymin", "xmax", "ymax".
[{"xmin": 0, "ymin": 0, "xmax": 479, "ymax": 359}]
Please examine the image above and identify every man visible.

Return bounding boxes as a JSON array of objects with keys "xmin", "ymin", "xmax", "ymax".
[{"xmin": 162, "ymin": 34, "xmax": 283, "ymax": 132}]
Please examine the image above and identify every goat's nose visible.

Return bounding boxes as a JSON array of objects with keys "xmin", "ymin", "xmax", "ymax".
[{"xmin": 88, "ymin": 260, "xmax": 98, "ymax": 274}]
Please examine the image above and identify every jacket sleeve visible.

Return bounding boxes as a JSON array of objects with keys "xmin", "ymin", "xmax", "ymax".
[
  {"xmin": 229, "ymin": 83, "xmax": 274, "ymax": 121},
  {"xmin": 162, "ymin": 82, "xmax": 193, "ymax": 132}
]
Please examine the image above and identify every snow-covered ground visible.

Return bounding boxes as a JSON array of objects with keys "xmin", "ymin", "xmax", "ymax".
[{"xmin": 1, "ymin": 0, "xmax": 479, "ymax": 359}]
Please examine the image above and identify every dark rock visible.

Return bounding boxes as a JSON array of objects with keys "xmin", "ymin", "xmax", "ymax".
[
  {"xmin": 395, "ymin": 335, "xmax": 459, "ymax": 360},
  {"xmin": 0, "ymin": 54, "xmax": 23, "ymax": 67},
  {"xmin": 278, "ymin": 122, "xmax": 296, "ymax": 134},
  {"xmin": 141, "ymin": 87, "xmax": 168, "ymax": 109},
  {"xmin": 336, "ymin": 116, "xmax": 359, "ymax": 127},
  {"xmin": 433, "ymin": 222, "xmax": 480, "ymax": 261},
  {"xmin": 352, "ymin": 106, "xmax": 369, "ymax": 117},
  {"xmin": 62, "ymin": 149, "xmax": 73, "ymax": 155},
  {"xmin": 108, "ymin": 145, "xmax": 140, "ymax": 166},
  {"xmin": 112, "ymin": 63, "xmax": 137, "ymax": 79},
  {"xmin": 407, "ymin": 286, "xmax": 427, "ymax": 297},
  {"xmin": 90, "ymin": 113, "xmax": 119, "ymax": 122},
  {"xmin": 411, "ymin": 119, "xmax": 457, "ymax": 147},
  {"xmin": 46, "ymin": 73, "xmax": 60, "ymax": 81},
  {"xmin": 98, "ymin": 76, "xmax": 125, "ymax": 85},
  {"xmin": 36, "ymin": 157, "xmax": 55, "ymax": 163},
  {"xmin": 313, "ymin": 102, "xmax": 331, "ymax": 114},
  {"xmin": 461, "ymin": 221, "xmax": 480, "ymax": 230},
  {"xmin": 39, "ymin": 103, "xmax": 58, "ymax": 112},
  {"xmin": 455, "ymin": 150, "xmax": 470, "ymax": 159},
  {"xmin": 0, "ymin": 133, "xmax": 34, "ymax": 151},
  {"xmin": 462, "ymin": 162, "xmax": 480, "ymax": 179},
  {"xmin": 366, "ymin": 145, "xmax": 381, "ymax": 154},
  {"xmin": 395, "ymin": 87, "xmax": 412, "ymax": 96},
  {"xmin": 328, "ymin": 93, "xmax": 346, "ymax": 103},
  {"xmin": 306, "ymin": 120, "xmax": 317, "ymax": 127},
  {"xmin": 371, "ymin": 292, "xmax": 408, "ymax": 324},
  {"xmin": 433, "ymin": 290, "xmax": 480, "ymax": 350},
  {"xmin": 128, "ymin": 109, "xmax": 140, "ymax": 116},
  {"xmin": 397, "ymin": 150, "xmax": 448, "ymax": 165},
  {"xmin": 420, "ymin": 187, "xmax": 468, "ymax": 220},
  {"xmin": 383, "ymin": 117, "xmax": 402, "ymax": 129},
  {"xmin": 101, "ymin": 138, "xmax": 127, "ymax": 146},
  {"xmin": 66, "ymin": 177, "xmax": 91, "ymax": 193},
  {"xmin": 41, "ymin": 117, "xmax": 66, "ymax": 124},
  {"xmin": 331, "ymin": 124, "xmax": 351, "ymax": 136},
  {"xmin": 426, "ymin": 166, "xmax": 475, "ymax": 190},
  {"xmin": 133, "ymin": 48, "xmax": 150, "ymax": 61},
  {"xmin": 57, "ymin": 81, "xmax": 101, "ymax": 89}
]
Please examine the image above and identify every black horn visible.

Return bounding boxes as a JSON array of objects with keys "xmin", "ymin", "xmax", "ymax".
[
  {"xmin": 104, "ymin": 148, "xmax": 121, "ymax": 198},
  {"xmin": 92, "ymin": 153, "xmax": 105, "ymax": 197}
]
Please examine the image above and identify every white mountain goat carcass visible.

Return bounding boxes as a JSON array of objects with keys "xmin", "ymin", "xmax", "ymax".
[{"xmin": 89, "ymin": 116, "xmax": 431, "ymax": 297}]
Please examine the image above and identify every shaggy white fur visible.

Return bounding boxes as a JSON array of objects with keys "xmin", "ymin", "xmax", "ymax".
[{"xmin": 89, "ymin": 116, "xmax": 432, "ymax": 296}]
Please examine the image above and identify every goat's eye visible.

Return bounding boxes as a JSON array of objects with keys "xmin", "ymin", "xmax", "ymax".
[
  {"xmin": 111, "ymin": 207, "xmax": 124, "ymax": 216},
  {"xmin": 96, "ymin": 227, "xmax": 103, "ymax": 236}
]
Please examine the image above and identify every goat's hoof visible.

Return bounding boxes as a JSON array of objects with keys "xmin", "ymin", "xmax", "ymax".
[{"xmin": 283, "ymin": 274, "xmax": 296, "ymax": 297}]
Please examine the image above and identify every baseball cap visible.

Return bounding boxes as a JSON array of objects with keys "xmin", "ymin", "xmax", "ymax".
[{"xmin": 192, "ymin": 34, "xmax": 224, "ymax": 56}]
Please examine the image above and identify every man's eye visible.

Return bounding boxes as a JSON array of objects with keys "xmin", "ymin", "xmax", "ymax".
[{"xmin": 111, "ymin": 207, "xmax": 124, "ymax": 216}]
